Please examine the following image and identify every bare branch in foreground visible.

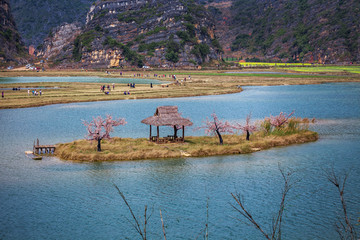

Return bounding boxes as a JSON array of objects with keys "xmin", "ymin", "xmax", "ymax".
[
  {"xmin": 231, "ymin": 167, "xmax": 296, "ymax": 240},
  {"xmin": 159, "ymin": 209, "xmax": 167, "ymax": 240},
  {"xmin": 324, "ymin": 168, "xmax": 357, "ymax": 240},
  {"xmin": 114, "ymin": 184, "xmax": 151, "ymax": 240}
]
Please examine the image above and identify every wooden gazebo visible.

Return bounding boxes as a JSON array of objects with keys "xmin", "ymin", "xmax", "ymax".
[{"xmin": 141, "ymin": 106, "xmax": 193, "ymax": 143}]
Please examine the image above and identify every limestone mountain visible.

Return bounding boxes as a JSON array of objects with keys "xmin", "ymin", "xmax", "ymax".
[
  {"xmin": 10, "ymin": 0, "xmax": 360, "ymax": 66},
  {"xmin": 48, "ymin": 0, "xmax": 222, "ymax": 68},
  {"xmin": 0, "ymin": 0, "xmax": 27, "ymax": 66},
  {"xmin": 9, "ymin": 0, "xmax": 94, "ymax": 47},
  {"xmin": 36, "ymin": 22, "xmax": 82, "ymax": 61},
  {"xmin": 217, "ymin": 0, "xmax": 360, "ymax": 63}
]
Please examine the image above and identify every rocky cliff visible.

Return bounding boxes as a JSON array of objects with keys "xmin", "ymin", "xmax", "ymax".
[
  {"xmin": 225, "ymin": 0, "xmax": 360, "ymax": 63},
  {"xmin": 0, "ymin": 0, "xmax": 27, "ymax": 65},
  {"xmin": 36, "ymin": 23, "xmax": 82, "ymax": 60},
  {"xmin": 46, "ymin": 0, "xmax": 222, "ymax": 68},
  {"xmin": 8, "ymin": 0, "xmax": 360, "ymax": 65},
  {"xmin": 9, "ymin": 0, "xmax": 94, "ymax": 47}
]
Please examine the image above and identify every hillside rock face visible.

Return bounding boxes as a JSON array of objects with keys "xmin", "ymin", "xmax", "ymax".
[
  {"xmin": 36, "ymin": 23, "xmax": 82, "ymax": 60},
  {"xmin": 0, "ymin": 0, "xmax": 27, "ymax": 65},
  {"xmin": 226, "ymin": 0, "xmax": 360, "ymax": 63},
  {"xmin": 9, "ymin": 0, "xmax": 94, "ymax": 47},
  {"xmin": 67, "ymin": 0, "xmax": 222, "ymax": 68}
]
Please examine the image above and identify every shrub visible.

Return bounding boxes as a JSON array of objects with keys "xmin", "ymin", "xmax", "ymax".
[{"xmin": 191, "ymin": 43, "xmax": 210, "ymax": 60}]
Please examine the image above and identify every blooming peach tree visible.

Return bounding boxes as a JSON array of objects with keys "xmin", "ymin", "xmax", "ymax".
[
  {"xmin": 234, "ymin": 113, "xmax": 257, "ymax": 141},
  {"xmin": 269, "ymin": 110, "xmax": 295, "ymax": 128},
  {"xmin": 198, "ymin": 113, "xmax": 235, "ymax": 145},
  {"xmin": 83, "ymin": 114, "xmax": 127, "ymax": 151}
]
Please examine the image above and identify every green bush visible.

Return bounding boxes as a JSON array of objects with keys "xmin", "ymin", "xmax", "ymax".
[
  {"xmin": 176, "ymin": 31, "xmax": 190, "ymax": 42},
  {"xmin": 185, "ymin": 23, "xmax": 196, "ymax": 38},
  {"xmin": 165, "ymin": 51, "xmax": 179, "ymax": 63},
  {"xmin": 165, "ymin": 37, "xmax": 180, "ymax": 63},
  {"xmin": 200, "ymin": 26, "xmax": 208, "ymax": 36},
  {"xmin": 191, "ymin": 43, "xmax": 210, "ymax": 60},
  {"xmin": 103, "ymin": 36, "xmax": 144, "ymax": 67}
]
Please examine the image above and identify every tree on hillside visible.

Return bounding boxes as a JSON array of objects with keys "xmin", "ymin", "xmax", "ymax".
[
  {"xmin": 235, "ymin": 113, "xmax": 257, "ymax": 141},
  {"xmin": 83, "ymin": 114, "xmax": 127, "ymax": 151},
  {"xmin": 198, "ymin": 113, "xmax": 235, "ymax": 145}
]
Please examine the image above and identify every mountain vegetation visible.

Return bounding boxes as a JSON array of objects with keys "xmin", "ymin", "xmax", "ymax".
[
  {"xmin": 0, "ymin": 0, "xmax": 27, "ymax": 65},
  {"xmin": 38, "ymin": 0, "xmax": 222, "ymax": 68},
  {"xmin": 4, "ymin": 0, "xmax": 360, "ymax": 65},
  {"xmin": 228, "ymin": 0, "xmax": 360, "ymax": 63},
  {"xmin": 9, "ymin": 0, "xmax": 94, "ymax": 46}
]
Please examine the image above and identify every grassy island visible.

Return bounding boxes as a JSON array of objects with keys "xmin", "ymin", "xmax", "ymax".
[
  {"xmin": 55, "ymin": 130, "xmax": 318, "ymax": 162},
  {"xmin": 1, "ymin": 68, "xmax": 360, "ymax": 109}
]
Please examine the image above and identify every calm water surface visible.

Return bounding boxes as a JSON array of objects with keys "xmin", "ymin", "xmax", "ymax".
[{"xmin": 0, "ymin": 83, "xmax": 359, "ymax": 239}]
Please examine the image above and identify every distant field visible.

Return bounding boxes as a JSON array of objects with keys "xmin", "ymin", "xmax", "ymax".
[
  {"xmin": 236, "ymin": 62, "xmax": 360, "ymax": 74},
  {"xmin": 286, "ymin": 66, "xmax": 360, "ymax": 74},
  {"xmin": 168, "ymin": 71, "xmax": 349, "ymax": 79},
  {"xmin": 239, "ymin": 62, "xmax": 313, "ymax": 67}
]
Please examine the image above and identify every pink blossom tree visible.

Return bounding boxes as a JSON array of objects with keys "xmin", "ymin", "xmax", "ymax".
[
  {"xmin": 269, "ymin": 110, "xmax": 295, "ymax": 128},
  {"xmin": 198, "ymin": 113, "xmax": 235, "ymax": 145},
  {"xmin": 234, "ymin": 113, "xmax": 257, "ymax": 141},
  {"xmin": 83, "ymin": 114, "xmax": 127, "ymax": 151}
]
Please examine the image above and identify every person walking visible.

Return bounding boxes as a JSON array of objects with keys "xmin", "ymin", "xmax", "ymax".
[{"xmin": 2, "ymin": 91, "xmax": 4, "ymax": 98}]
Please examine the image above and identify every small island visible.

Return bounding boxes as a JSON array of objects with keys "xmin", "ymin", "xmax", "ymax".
[
  {"xmin": 54, "ymin": 106, "xmax": 318, "ymax": 162},
  {"xmin": 55, "ymin": 131, "xmax": 318, "ymax": 162}
]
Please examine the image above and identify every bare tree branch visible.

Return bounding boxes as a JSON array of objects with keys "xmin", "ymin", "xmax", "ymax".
[
  {"xmin": 114, "ymin": 184, "xmax": 146, "ymax": 240},
  {"xmin": 231, "ymin": 167, "xmax": 296, "ymax": 240},
  {"xmin": 324, "ymin": 168, "xmax": 357, "ymax": 240},
  {"xmin": 159, "ymin": 209, "xmax": 167, "ymax": 240},
  {"xmin": 230, "ymin": 192, "xmax": 271, "ymax": 240}
]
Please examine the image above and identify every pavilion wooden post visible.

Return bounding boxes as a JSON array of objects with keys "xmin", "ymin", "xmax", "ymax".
[
  {"xmin": 174, "ymin": 125, "xmax": 178, "ymax": 139},
  {"xmin": 157, "ymin": 126, "xmax": 159, "ymax": 143},
  {"xmin": 149, "ymin": 125, "xmax": 152, "ymax": 141},
  {"xmin": 182, "ymin": 126, "xmax": 185, "ymax": 141}
]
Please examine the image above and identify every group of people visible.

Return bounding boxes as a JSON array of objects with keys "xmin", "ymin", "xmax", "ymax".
[
  {"xmin": 1, "ymin": 88, "xmax": 43, "ymax": 99},
  {"xmin": 116, "ymin": 71, "xmax": 191, "ymax": 83},
  {"xmin": 100, "ymin": 84, "xmax": 115, "ymax": 92},
  {"xmin": 28, "ymin": 89, "xmax": 41, "ymax": 96}
]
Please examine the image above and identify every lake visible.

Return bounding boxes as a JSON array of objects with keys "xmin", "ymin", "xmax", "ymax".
[{"xmin": 0, "ymin": 82, "xmax": 359, "ymax": 239}]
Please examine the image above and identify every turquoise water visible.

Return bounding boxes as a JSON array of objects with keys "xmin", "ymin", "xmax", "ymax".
[
  {"xmin": 0, "ymin": 83, "xmax": 359, "ymax": 239},
  {"xmin": 0, "ymin": 76, "xmax": 164, "ymax": 84}
]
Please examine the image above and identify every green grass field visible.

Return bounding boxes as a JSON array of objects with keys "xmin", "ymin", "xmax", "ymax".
[
  {"xmin": 286, "ymin": 66, "xmax": 360, "ymax": 74},
  {"xmin": 168, "ymin": 71, "xmax": 350, "ymax": 78},
  {"xmin": 239, "ymin": 62, "xmax": 313, "ymax": 67}
]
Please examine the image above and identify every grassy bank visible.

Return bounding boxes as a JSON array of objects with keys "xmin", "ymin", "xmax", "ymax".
[
  {"xmin": 1, "ymin": 69, "xmax": 360, "ymax": 109},
  {"xmin": 0, "ymin": 80, "xmax": 242, "ymax": 109},
  {"xmin": 55, "ymin": 130, "xmax": 318, "ymax": 162}
]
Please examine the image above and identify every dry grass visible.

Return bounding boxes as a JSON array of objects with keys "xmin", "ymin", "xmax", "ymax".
[
  {"xmin": 1, "ymin": 69, "xmax": 360, "ymax": 109},
  {"xmin": 55, "ymin": 130, "xmax": 318, "ymax": 162}
]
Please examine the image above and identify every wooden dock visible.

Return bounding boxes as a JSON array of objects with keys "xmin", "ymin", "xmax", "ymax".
[{"xmin": 33, "ymin": 139, "xmax": 56, "ymax": 155}]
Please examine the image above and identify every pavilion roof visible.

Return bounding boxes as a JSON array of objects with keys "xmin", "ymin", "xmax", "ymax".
[{"xmin": 141, "ymin": 106, "xmax": 193, "ymax": 127}]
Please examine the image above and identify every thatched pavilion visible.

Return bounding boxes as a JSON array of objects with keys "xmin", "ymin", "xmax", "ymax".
[{"xmin": 141, "ymin": 106, "xmax": 193, "ymax": 143}]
